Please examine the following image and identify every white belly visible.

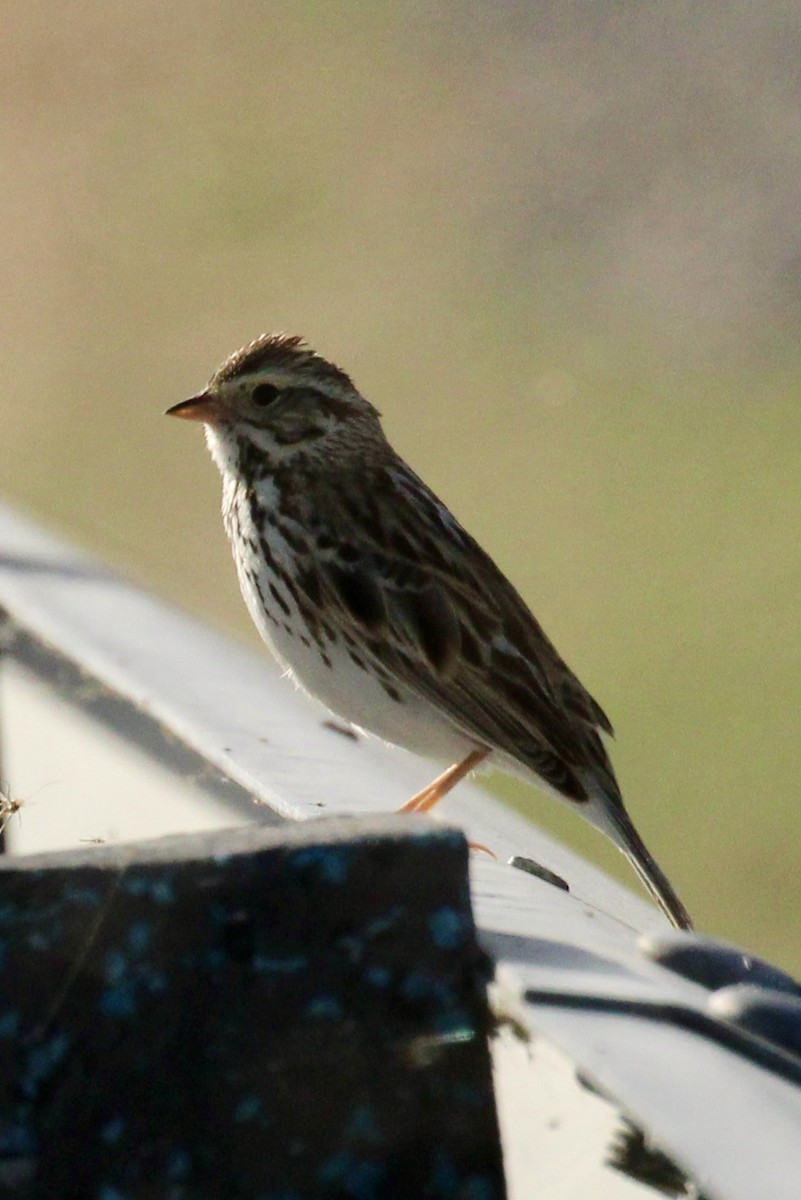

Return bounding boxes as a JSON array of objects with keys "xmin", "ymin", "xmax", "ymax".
[{"xmin": 229, "ymin": 492, "xmax": 478, "ymax": 767}]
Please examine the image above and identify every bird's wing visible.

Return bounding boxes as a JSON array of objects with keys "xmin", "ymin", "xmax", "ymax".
[{"xmin": 306, "ymin": 463, "xmax": 618, "ymax": 804}]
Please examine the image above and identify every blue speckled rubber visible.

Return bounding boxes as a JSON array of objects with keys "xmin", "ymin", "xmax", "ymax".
[{"xmin": 0, "ymin": 815, "xmax": 504, "ymax": 1198}]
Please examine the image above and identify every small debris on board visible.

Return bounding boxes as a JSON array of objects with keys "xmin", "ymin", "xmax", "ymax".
[
  {"xmin": 508, "ymin": 855, "xmax": 570, "ymax": 892},
  {"xmin": 0, "ymin": 787, "xmax": 23, "ymax": 835},
  {"xmin": 322, "ymin": 720, "xmax": 360, "ymax": 741}
]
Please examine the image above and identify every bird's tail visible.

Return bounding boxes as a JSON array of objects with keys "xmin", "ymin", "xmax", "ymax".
[
  {"xmin": 586, "ymin": 780, "xmax": 693, "ymax": 930},
  {"xmin": 616, "ymin": 811, "xmax": 693, "ymax": 930}
]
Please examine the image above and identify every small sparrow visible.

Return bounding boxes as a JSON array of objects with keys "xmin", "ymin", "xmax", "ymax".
[{"xmin": 167, "ymin": 333, "xmax": 691, "ymax": 929}]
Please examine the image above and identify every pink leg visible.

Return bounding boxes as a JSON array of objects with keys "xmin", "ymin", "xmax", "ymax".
[{"xmin": 397, "ymin": 748, "xmax": 490, "ymax": 814}]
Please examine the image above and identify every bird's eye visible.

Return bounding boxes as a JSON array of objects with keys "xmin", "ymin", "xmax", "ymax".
[{"xmin": 251, "ymin": 383, "xmax": 280, "ymax": 407}]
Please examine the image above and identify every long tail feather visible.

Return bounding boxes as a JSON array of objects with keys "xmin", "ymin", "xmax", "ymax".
[{"xmin": 612, "ymin": 807, "xmax": 693, "ymax": 930}]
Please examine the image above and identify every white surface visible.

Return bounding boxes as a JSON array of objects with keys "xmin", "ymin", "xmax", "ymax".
[
  {"xmin": 527, "ymin": 1004, "xmax": 801, "ymax": 1200},
  {"xmin": 1, "ymin": 661, "xmax": 246, "ymax": 853},
  {"xmin": 492, "ymin": 1027, "xmax": 655, "ymax": 1199}
]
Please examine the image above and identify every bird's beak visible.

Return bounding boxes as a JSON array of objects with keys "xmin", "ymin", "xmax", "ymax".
[{"xmin": 165, "ymin": 392, "xmax": 223, "ymax": 423}]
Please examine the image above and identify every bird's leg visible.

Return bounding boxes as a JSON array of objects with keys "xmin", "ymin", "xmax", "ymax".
[{"xmin": 397, "ymin": 748, "xmax": 490, "ymax": 814}]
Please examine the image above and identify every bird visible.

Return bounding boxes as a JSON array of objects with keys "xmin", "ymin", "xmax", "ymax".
[{"xmin": 167, "ymin": 332, "xmax": 692, "ymax": 929}]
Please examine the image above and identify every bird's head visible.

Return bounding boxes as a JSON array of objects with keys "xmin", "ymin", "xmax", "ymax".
[{"xmin": 166, "ymin": 333, "xmax": 383, "ymax": 472}]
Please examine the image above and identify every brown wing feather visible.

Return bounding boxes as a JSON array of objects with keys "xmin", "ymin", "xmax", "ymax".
[{"xmin": 306, "ymin": 460, "xmax": 620, "ymax": 807}]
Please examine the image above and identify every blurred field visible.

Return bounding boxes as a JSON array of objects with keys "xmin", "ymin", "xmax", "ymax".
[{"xmin": 3, "ymin": 2, "xmax": 801, "ymax": 969}]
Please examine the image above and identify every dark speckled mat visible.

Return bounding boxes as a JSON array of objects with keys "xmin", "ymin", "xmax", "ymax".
[{"xmin": 0, "ymin": 814, "xmax": 505, "ymax": 1199}]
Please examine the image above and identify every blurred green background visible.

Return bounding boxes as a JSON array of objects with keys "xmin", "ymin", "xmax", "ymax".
[{"xmin": 3, "ymin": 2, "xmax": 800, "ymax": 969}]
